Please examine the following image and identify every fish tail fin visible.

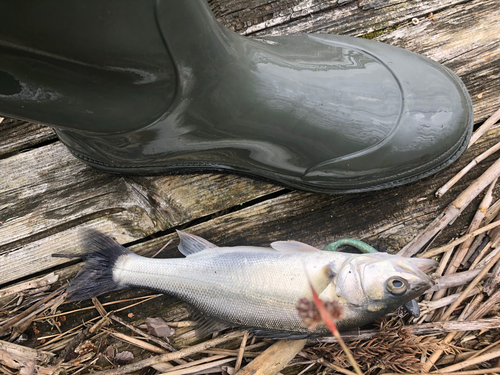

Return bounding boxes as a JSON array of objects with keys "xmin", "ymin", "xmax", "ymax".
[{"xmin": 54, "ymin": 228, "xmax": 133, "ymax": 301}]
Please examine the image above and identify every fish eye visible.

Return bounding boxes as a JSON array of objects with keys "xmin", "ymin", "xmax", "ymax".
[{"xmin": 386, "ymin": 276, "xmax": 408, "ymax": 296}]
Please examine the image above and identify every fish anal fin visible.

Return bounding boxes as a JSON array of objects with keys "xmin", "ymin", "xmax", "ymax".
[
  {"xmin": 270, "ymin": 241, "xmax": 320, "ymax": 253},
  {"xmin": 186, "ymin": 305, "xmax": 232, "ymax": 338},
  {"xmin": 176, "ymin": 230, "xmax": 218, "ymax": 256}
]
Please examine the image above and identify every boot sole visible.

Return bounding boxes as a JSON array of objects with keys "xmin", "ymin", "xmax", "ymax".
[{"xmin": 67, "ymin": 121, "xmax": 471, "ymax": 194}]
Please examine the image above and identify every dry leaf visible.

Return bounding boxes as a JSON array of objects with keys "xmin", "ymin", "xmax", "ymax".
[
  {"xmin": 145, "ymin": 317, "xmax": 175, "ymax": 339},
  {"xmin": 115, "ymin": 351, "xmax": 134, "ymax": 365},
  {"xmin": 104, "ymin": 345, "xmax": 114, "ymax": 358}
]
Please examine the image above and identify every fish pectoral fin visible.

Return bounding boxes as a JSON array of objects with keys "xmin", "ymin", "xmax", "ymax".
[
  {"xmin": 176, "ymin": 230, "xmax": 218, "ymax": 256},
  {"xmin": 270, "ymin": 241, "xmax": 321, "ymax": 253},
  {"xmin": 186, "ymin": 305, "xmax": 232, "ymax": 338}
]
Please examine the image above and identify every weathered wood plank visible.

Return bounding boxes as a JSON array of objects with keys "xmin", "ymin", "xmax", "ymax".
[
  {"xmin": 0, "ymin": 142, "xmax": 281, "ymax": 285},
  {"xmin": 214, "ymin": 0, "xmax": 469, "ymax": 36},
  {"xmin": 3, "ymin": 122, "xmax": 500, "ymax": 288},
  {"xmin": 376, "ymin": 0, "xmax": 500, "ymax": 123},
  {"xmin": 0, "ymin": 119, "xmax": 56, "ymax": 158}
]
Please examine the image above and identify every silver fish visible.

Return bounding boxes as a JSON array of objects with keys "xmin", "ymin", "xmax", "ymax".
[{"xmin": 64, "ymin": 229, "xmax": 436, "ymax": 338}]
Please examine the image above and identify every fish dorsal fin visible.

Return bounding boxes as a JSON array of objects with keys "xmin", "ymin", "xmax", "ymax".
[
  {"xmin": 176, "ymin": 230, "xmax": 218, "ymax": 256},
  {"xmin": 270, "ymin": 240, "xmax": 320, "ymax": 253}
]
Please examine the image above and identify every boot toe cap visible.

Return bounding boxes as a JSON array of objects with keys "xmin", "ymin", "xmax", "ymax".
[{"xmin": 302, "ymin": 38, "xmax": 473, "ymax": 192}]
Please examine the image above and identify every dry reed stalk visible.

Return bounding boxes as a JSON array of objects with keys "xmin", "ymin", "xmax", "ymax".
[
  {"xmin": 384, "ymin": 368, "xmax": 500, "ymax": 375},
  {"xmin": 420, "ymin": 287, "xmax": 481, "ymax": 315},
  {"xmin": 436, "ymin": 346, "xmax": 500, "ymax": 373},
  {"xmin": 92, "ymin": 330, "xmax": 245, "ymax": 375},
  {"xmin": 158, "ymin": 355, "xmax": 235, "ymax": 375},
  {"xmin": 440, "ymin": 248, "xmax": 500, "ymax": 322},
  {"xmin": 0, "ymin": 340, "xmax": 54, "ymax": 364},
  {"xmin": 235, "ymin": 339, "xmax": 307, "ymax": 375},
  {"xmin": 430, "ymin": 268, "xmax": 489, "ymax": 291},
  {"xmin": 484, "ymin": 262, "xmax": 500, "ymax": 295},
  {"xmin": 315, "ymin": 318, "xmax": 500, "ymax": 343},
  {"xmin": 315, "ymin": 357, "xmax": 358, "ymax": 375},
  {"xmin": 37, "ymin": 319, "xmax": 98, "ymax": 348},
  {"xmin": 0, "ymin": 287, "xmax": 65, "ymax": 334},
  {"xmin": 465, "ymin": 287, "xmax": 500, "ymax": 321},
  {"xmin": 91, "ymin": 297, "xmax": 107, "ymax": 317},
  {"xmin": 111, "ymin": 314, "xmax": 177, "ymax": 352},
  {"xmin": 202, "ymin": 348, "xmax": 260, "ymax": 358},
  {"xmin": 208, "ymin": 341, "xmax": 268, "ymax": 354},
  {"xmin": 430, "ymin": 246, "xmax": 455, "ymax": 303},
  {"xmin": 436, "ymin": 351, "xmax": 479, "ymax": 366},
  {"xmin": 399, "ymin": 156, "xmax": 500, "ymax": 257},
  {"xmin": 34, "ymin": 294, "xmax": 163, "ymax": 321},
  {"xmin": 430, "ymin": 179, "xmax": 496, "ymax": 313},
  {"xmin": 156, "ymin": 354, "xmax": 224, "ymax": 373},
  {"xmin": 418, "ymin": 220, "xmax": 500, "ymax": 258},
  {"xmin": 461, "ymin": 339, "xmax": 500, "ymax": 364},
  {"xmin": 151, "ymin": 239, "xmax": 174, "ymax": 258},
  {"xmin": 437, "ymin": 142, "xmax": 500, "ymax": 197},
  {"xmin": 38, "ymin": 293, "xmax": 162, "ymax": 349},
  {"xmin": 443, "ymin": 179, "xmax": 496, "ymax": 275},
  {"xmin": 485, "ymin": 199, "xmax": 500, "ymax": 223},
  {"xmin": 234, "ymin": 331, "xmax": 249, "ymax": 373},
  {"xmin": 0, "ymin": 273, "xmax": 59, "ymax": 299},
  {"xmin": 450, "ymin": 293, "xmax": 486, "ymax": 343},
  {"xmin": 164, "ymin": 321, "xmax": 196, "ymax": 328},
  {"xmin": 470, "ymin": 242, "xmax": 493, "ymax": 269},
  {"xmin": 423, "ymin": 282, "xmax": 491, "ymax": 371},
  {"xmin": 423, "ymin": 331, "xmax": 457, "ymax": 372},
  {"xmin": 296, "ymin": 361, "xmax": 316, "ymax": 375},
  {"xmin": 107, "ymin": 329, "xmax": 168, "ymax": 354},
  {"xmin": 468, "ymin": 108, "xmax": 500, "ymax": 148},
  {"xmin": 159, "ymin": 357, "xmax": 236, "ymax": 375}
]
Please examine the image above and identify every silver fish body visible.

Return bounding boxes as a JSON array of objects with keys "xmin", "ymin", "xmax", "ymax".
[{"xmin": 65, "ymin": 229, "xmax": 437, "ymax": 338}]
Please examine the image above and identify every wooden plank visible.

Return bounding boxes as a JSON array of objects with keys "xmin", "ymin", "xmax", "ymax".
[
  {"xmin": 376, "ymin": 0, "xmax": 500, "ymax": 123},
  {"xmin": 0, "ymin": 142, "xmax": 281, "ymax": 285},
  {"xmin": 214, "ymin": 0, "xmax": 470, "ymax": 36},
  {"xmin": 3, "ymin": 122, "xmax": 500, "ymax": 289},
  {"xmin": 0, "ymin": 119, "xmax": 56, "ymax": 158}
]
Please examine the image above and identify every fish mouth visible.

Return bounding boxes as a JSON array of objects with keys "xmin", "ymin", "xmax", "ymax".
[{"xmin": 400, "ymin": 257, "xmax": 437, "ymax": 290}]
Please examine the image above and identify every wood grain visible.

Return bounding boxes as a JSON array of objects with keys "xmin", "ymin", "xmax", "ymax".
[
  {"xmin": 1, "ymin": 0, "xmax": 499, "ymax": 325},
  {"xmin": 0, "ymin": 119, "xmax": 56, "ymax": 158},
  {"xmin": 3, "ymin": 123, "xmax": 499, "ymax": 291},
  {"xmin": 377, "ymin": 0, "xmax": 500, "ymax": 124},
  {"xmin": 0, "ymin": 142, "xmax": 280, "ymax": 285}
]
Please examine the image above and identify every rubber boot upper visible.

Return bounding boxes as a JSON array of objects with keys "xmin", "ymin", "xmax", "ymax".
[{"xmin": 0, "ymin": 0, "xmax": 473, "ymax": 193}]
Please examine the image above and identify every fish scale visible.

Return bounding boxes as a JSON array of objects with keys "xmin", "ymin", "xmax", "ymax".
[{"xmin": 115, "ymin": 250, "xmax": 341, "ymax": 333}]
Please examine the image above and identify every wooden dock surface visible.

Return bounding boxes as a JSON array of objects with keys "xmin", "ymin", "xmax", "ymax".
[{"xmin": 0, "ymin": 0, "xmax": 499, "ymax": 369}]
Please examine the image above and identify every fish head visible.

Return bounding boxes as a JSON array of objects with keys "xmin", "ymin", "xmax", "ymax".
[{"xmin": 332, "ymin": 253, "xmax": 436, "ymax": 319}]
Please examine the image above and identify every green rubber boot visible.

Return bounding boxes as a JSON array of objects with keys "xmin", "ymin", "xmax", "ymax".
[{"xmin": 0, "ymin": 0, "xmax": 473, "ymax": 193}]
